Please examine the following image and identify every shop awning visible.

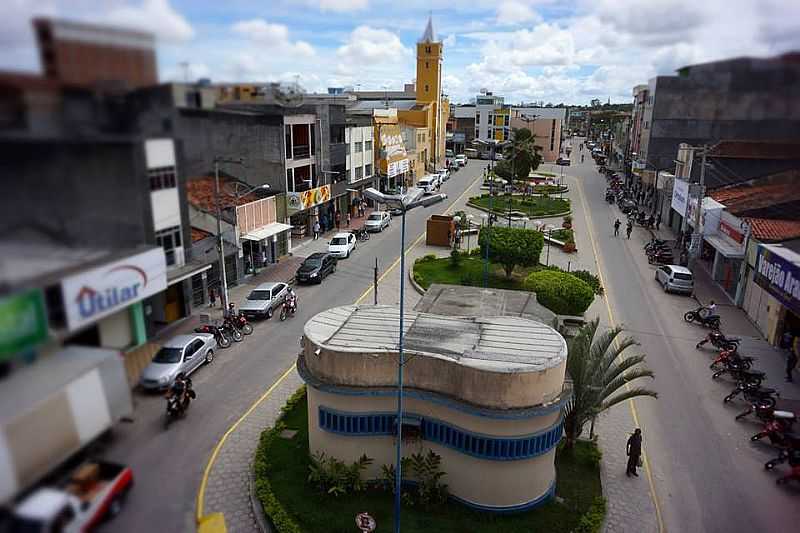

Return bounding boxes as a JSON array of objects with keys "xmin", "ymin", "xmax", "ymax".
[
  {"xmin": 704, "ymin": 234, "xmax": 745, "ymax": 259},
  {"xmin": 242, "ymin": 222, "xmax": 292, "ymax": 242},
  {"xmin": 167, "ymin": 260, "xmax": 213, "ymax": 286}
]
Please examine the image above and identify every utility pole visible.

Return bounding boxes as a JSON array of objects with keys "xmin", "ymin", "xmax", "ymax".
[
  {"xmin": 214, "ymin": 159, "xmax": 229, "ymax": 310},
  {"xmin": 374, "ymin": 257, "xmax": 379, "ymax": 305},
  {"xmin": 688, "ymin": 145, "xmax": 708, "ymax": 267}
]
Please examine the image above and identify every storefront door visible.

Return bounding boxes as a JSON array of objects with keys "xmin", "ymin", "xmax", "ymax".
[{"xmin": 164, "ymin": 284, "xmax": 184, "ymax": 323}]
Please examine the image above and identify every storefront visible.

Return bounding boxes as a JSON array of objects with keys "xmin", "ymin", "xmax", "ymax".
[
  {"xmin": 748, "ymin": 242, "xmax": 800, "ymax": 345},
  {"xmin": 378, "ymin": 123, "xmax": 409, "ymax": 193},
  {"xmin": 669, "ymin": 177, "xmax": 690, "ymax": 234},
  {"xmin": 236, "ymin": 196, "xmax": 291, "ymax": 272},
  {"xmin": 288, "ymin": 184, "xmax": 334, "ymax": 234}
]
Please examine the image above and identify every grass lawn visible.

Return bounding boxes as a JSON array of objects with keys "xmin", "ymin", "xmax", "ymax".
[
  {"xmin": 532, "ymin": 185, "xmax": 568, "ymax": 194},
  {"xmin": 413, "ymin": 256, "xmax": 533, "ymax": 291},
  {"xmin": 534, "ymin": 171, "xmax": 557, "ymax": 177},
  {"xmin": 257, "ymin": 391, "xmax": 604, "ymax": 533},
  {"xmin": 469, "ymin": 194, "xmax": 569, "ymax": 217}
]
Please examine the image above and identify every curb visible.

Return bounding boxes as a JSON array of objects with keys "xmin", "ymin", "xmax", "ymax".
[
  {"xmin": 409, "ymin": 259, "xmax": 427, "ymax": 295},
  {"xmin": 250, "ymin": 466, "xmax": 271, "ymax": 533},
  {"xmin": 465, "ymin": 201, "xmax": 572, "ymax": 221}
]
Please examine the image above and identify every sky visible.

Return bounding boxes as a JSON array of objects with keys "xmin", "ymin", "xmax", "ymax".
[{"xmin": 3, "ymin": 0, "xmax": 799, "ymax": 105}]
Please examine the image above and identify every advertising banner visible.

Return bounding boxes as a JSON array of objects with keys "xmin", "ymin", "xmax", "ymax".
[
  {"xmin": 287, "ymin": 184, "xmax": 331, "ymax": 212},
  {"xmin": 61, "ymin": 248, "xmax": 167, "ymax": 332},
  {"xmin": 671, "ymin": 178, "xmax": 690, "ymax": 216},
  {"xmin": 0, "ymin": 289, "xmax": 48, "ymax": 360},
  {"xmin": 754, "ymin": 244, "xmax": 800, "ymax": 316}
]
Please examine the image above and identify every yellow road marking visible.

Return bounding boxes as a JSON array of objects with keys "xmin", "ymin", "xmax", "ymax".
[
  {"xmin": 196, "ymin": 170, "xmax": 485, "ymax": 523},
  {"xmin": 575, "ymin": 176, "xmax": 666, "ymax": 533}
]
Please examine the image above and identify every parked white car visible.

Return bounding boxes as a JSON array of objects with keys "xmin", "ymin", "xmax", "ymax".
[
  {"xmin": 416, "ymin": 176, "xmax": 437, "ymax": 195},
  {"xmin": 328, "ymin": 232, "xmax": 357, "ymax": 258},
  {"xmin": 365, "ymin": 211, "xmax": 391, "ymax": 232},
  {"xmin": 454, "ymin": 154, "xmax": 467, "ymax": 167},
  {"xmin": 655, "ymin": 264, "xmax": 694, "ymax": 294},
  {"xmin": 435, "ymin": 168, "xmax": 449, "ymax": 183},
  {"xmin": 239, "ymin": 281, "xmax": 289, "ymax": 319}
]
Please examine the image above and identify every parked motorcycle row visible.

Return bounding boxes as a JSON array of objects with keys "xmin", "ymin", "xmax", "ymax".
[
  {"xmin": 692, "ymin": 321, "xmax": 800, "ymax": 486},
  {"xmin": 194, "ymin": 311, "xmax": 254, "ymax": 348}
]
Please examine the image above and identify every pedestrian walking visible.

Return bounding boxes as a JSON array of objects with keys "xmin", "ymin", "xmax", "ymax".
[
  {"xmin": 613, "ymin": 218, "xmax": 621, "ymax": 237},
  {"xmin": 626, "ymin": 428, "xmax": 643, "ymax": 477},
  {"xmin": 208, "ymin": 287, "xmax": 216, "ymax": 308},
  {"xmin": 787, "ymin": 335, "xmax": 799, "ymax": 382},
  {"xmin": 626, "ymin": 221, "xmax": 633, "ymax": 239},
  {"xmin": 580, "ymin": 154, "xmax": 584, "ymax": 163},
  {"xmin": 346, "ymin": 212, "xmax": 351, "ymax": 227},
  {"xmin": 335, "ymin": 211, "xmax": 341, "ymax": 230},
  {"xmin": 655, "ymin": 214, "xmax": 661, "ymax": 231},
  {"xmin": 313, "ymin": 221, "xmax": 321, "ymax": 240}
]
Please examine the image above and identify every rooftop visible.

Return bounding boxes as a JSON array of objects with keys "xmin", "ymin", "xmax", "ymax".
[
  {"xmin": 185, "ymin": 175, "xmax": 263, "ymax": 214},
  {"xmin": 710, "ymin": 140, "xmax": 800, "ymax": 160},
  {"xmin": 746, "ymin": 217, "xmax": 800, "ymax": 243},
  {"xmin": 304, "ymin": 305, "xmax": 566, "ymax": 373},
  {"xmin": 710, "ymin": 174, "xmax": 800, "ymax": 216},
  {"xmin": 416, "ymin": 284, "xmax": 557, "ymax": 325}
]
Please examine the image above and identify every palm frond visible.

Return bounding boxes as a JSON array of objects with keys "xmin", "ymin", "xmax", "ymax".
[
  {"xmin": 599, "ymin": 387, "xmax": 658, "ymax": 411},
  {"xmin": 599, "ymin": 368, "xmax": 655, "ymax": 400}
]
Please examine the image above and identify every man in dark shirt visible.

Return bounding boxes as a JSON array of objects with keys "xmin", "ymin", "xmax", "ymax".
[{"xmin": 626, "ymin": 428, "xmax": 643, "ymax": 477}]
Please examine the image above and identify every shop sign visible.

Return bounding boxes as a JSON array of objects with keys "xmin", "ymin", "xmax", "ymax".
[
  {"xmin": 387, "ymin": 158, "xmax": 409, "ymax": 178},
  {"xmin": 453, "ymin": 132, "xmax": 466, "ymax": 143},
  {"xmin": 287, "ymin": 185, "xmax": 331, "ymax": 212},
  {"xmin": 0, "ymin": 289, "xmax": 48, "ymax": 360},
  {"xmin": 61, "ymin": 248, "xmax": 167, "ymax": 332},
  {"xmin": 719, "ymin": 219, "xmax": 744, "ymax": 244},
  {"xmin": 671, "ymin": 178, "xmax": 689, "ymax": 216},
  {"xmin": 754, "ymin": 244, "xmax": 800, "ymax": 316}
]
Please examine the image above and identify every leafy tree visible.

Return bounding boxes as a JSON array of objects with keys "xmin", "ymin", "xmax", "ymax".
[
  {"xmin": 478, "ymin": 226, "xmax": 543, "ymax": 278},
  {"xmin": 561, "ymin": 318, "xmax": 657, "ymax": 449},
  {"xmin": 524, "ymin": 270, "xmax": 594, "ymax": 315},
  {"xmin": 503, "ymin": 128, "xmax": 544, "ymax": 182}
]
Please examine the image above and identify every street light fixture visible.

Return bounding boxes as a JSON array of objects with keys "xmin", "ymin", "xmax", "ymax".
[{"xmin": 361, "ymin": 187, "xmax": 412, "ymax": 533}]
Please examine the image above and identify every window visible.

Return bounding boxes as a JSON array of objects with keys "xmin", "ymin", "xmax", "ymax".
[
  {"xmin": 425, "ymin": 84, "xmax": 429, "ymax": 93},
  {"xmin": 355, "ymin": 167, "xmax": 363, "ymax": 180},
  {"xmin": 550, "ymin": 120, "xmax": 556, "ymax": 151},
  {"xmin": 155, "ymin": 226, "xmax": 182, "ymax": 266},
  {"xmin": 285, "ymin": 125, "xmax": 292, "ymax": 158},
  {"xmin": 148, "ymin": 166, "xmax": 177, "ymax": 191},
  {"xmin": 364, "ymin": 140, "xmax": 372, "ymax": 151},
  {"xmin": 425, "ymin": 61, "xmax": 429, "ymax": 69},
  {"xmin": 365, "ymin": 163, "xmax": 372, "ymax": 176},
  {"xmin": 354, "ymin": 141, "xmax": 363, "ymax": 153},
  {"xmin": 425, "ymin": 46, "xmax": 431, "ymax": 53},
  {"xmin": 330, "ymin": 125, "xmax": 345, "ymax": 144}
]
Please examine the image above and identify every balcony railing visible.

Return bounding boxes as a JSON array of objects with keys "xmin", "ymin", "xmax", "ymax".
[{"xmin": 293, "ymin": 144, "xmax": 310, "ymax": 159}]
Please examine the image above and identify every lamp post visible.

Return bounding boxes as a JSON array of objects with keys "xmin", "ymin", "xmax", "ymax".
[
  {"xmin": 452, "ymin": 215, "xmax": 461, "ymax": 251},
  {"xmin": 213, "ymin": 156, "xmax": 251, "ymax": 309},
  {"xmin": 466, "ymin": 214, "xmax": 474, "ymax": 252},
  {"xmin": 362, "ymin": 187, "xmax": 413, "ymax": 533}
]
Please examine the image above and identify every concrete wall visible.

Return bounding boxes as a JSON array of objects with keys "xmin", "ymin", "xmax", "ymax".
[
  {"xmin": 302, "ymin": 343, "xmax": 566, "ymax": 410},
  {"xmin": 307, "ymin": 386, "xmax": 558, "ymax": 509}
]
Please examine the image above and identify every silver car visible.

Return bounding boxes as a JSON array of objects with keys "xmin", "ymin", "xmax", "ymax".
[
  {"xmin": 655, "ymin": 264, "xmax": 694, "ymax": 294},
  {"xmin": 239, "ymin": 281, "xmax": 289, "ymax": 319},
  {"xmin": 365, "ymin": 211, "xmax": 391, "ymax": 232},
  {"xmin": 139, "ymin": 333, "xmax": 216, "ymax": 390}
]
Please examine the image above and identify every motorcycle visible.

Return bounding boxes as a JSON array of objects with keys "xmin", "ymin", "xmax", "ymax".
[
  {"xmin": 164, "ymin": 379, "xmax": 195, "ymax": 428},
  {"xmin": 280, "ymin": 296, "xmax": 297, "ymax": 321},
  {"xmin": 644, "ymin": 238, "xmax": 669, "ymax": 251},
  {"xmin": 751, "ymin": 413, "xmax": 796, "ymax": 445},
  {"xmin": 697, "ymin": 331, "xmax": 740, "ymax": 352},
  {"xmin": 647, "ymin": 249, "xmax": 674, "ymax": 265},
  {"xmin": 765, "ymin": 434, "xmax": 800, "ymax": 472},
  {"xmin": 724, "ymin": 384, "xmax": 777, "ymax": 407},
  {"xmin": 195, "ymin": 323, "xmax": 231, "ymax": 348},
  {"xmin": 228, "ymin": 312, "xmax": 253, "ymax": 335},
  {"xmin": 684, "ymin": 307, "xmax": 721, "ymax": 329},
  {"xmin": 356, "ymin": 227, "xmax": 370, "ymax": 241},
  {"xmin": 711, "ymin": 354, "xmax": 758, "ymax": 378},
  {"xmin": 221, "ymin": 318, "xmax": 244, "ymax": 343}
]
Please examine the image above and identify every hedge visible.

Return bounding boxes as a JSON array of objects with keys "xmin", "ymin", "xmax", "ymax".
[{"xmin": 524, "ymin": 270, "xmax": 595, "ymax": 315}]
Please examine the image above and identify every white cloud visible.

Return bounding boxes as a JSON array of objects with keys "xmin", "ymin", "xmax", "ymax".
[
  {"xmin": 231, "ymin": 18, "xmax": 315, "ymax": 58},
  {"xmin": 317, "ymin": 0, "xmax": 369, "ymax": 12},
  {"xmin": 103, "ymin": 0, "xmax": 193, "ymax": 42},
  {"xmin": 337, "ymin": 25, "xmax": 411, "ymax": 65},
  {"xmin": 496, "ymin": 1, "xmax": 541, "ymax": 26},
  {"xmin": 443, "ymin": 34, "xmax": 456, "ymax": 47}
]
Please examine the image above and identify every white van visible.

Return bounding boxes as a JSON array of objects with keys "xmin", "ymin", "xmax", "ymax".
[{"xmin": 416, "ymin": 176, "xmax": 436, "ymax": 195}]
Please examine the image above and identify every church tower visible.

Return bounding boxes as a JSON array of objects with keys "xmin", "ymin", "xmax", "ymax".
[{"xmin": 416, "ymin": 15, "xmax": 444, "ymax": 167}]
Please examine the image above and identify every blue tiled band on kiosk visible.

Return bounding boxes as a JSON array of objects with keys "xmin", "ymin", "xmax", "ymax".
[{"xmin": 318, "ymin": 406, "xmax": 563, "ymax": 461}]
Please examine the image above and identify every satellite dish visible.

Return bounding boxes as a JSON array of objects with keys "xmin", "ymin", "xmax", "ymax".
[{"xmin": 271, "ymin": 81, "xmax": 305, "ymax": 107}]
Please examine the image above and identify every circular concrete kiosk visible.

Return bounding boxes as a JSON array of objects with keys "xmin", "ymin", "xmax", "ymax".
[{"xmin": 298, "ymin": 304, "xmax": 570, "ymax": 511}]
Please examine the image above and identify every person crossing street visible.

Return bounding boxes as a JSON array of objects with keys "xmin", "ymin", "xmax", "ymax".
[
  {"xmin": 614, "ymin": 218, "xmax": 621, "ymax": 237},
  {"xmin": 626, "ymin": 220, "xmax": 633, "ymax": 239}
]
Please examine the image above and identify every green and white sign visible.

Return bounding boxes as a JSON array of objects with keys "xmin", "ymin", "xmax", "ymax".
[{"xmin": 0, "ymin": 289, "xmax": 48, "ymax": 360}]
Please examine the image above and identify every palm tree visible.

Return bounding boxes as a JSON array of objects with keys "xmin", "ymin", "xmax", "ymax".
[
  {"xmin": 504, "ymin": 128, "xmax": 543, "ymax": 183},
  {"xmin": 562, "ymin": 318, "xmax": 658, "ymax": 450}
]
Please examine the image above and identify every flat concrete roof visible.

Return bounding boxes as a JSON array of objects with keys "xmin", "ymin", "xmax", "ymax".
[
  {"xmin": 415, "ymin": 284, "xmax": 557, "ymax": 325},
  {"xmin": 304, "ymin": 305, "xmax": 567, "ymax": 373}
]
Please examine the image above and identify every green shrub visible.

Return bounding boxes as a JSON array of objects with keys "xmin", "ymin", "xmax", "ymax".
[
  {"xmin": 524, "ymin": 270, "xmax": 594, "ymax": 315},
  {"xmin": 470, "ymin": 247, "xmax": 482, "ymax": 257},
  {"xmin": 449, "ymin": 249, "xmax": 461, "ymax": 268},
  {"xmin": 479, "ymin": 226, "xmax": 544, "ymax": 278},
  {"xmin": 307, "ymin": 452, "xmax": 372, "ymax": 497},
  {"xmin": 575, "ymin": 497, "xmax": 607, "ymax": 533},
  {"xmin": 417, "ymin": 254, "xmax": 438, "ymax": 264},
  {"xmin": 412, "ymin": 270, "xmax": 426, "ymax": 287},
  {"xmin": 570, "ymin": 270, "xmax": 604, "ymax": 296}
]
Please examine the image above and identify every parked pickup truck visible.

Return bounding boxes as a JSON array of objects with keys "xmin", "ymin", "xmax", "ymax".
[
  {"xmin": 0, "ymin": 346, "xmax": 134, "ymax": 521},
  {"xmin": 8, "ymin": 461, "xmax": 133, "ymax": 532}
]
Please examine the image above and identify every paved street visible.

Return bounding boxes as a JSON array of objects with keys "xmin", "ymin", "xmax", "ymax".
[
  {"xmin": 99, "ymin": 162, "xmax": 487, "ymax": 533},
  {"xmin": 569, "ymin": 140, "xmax": 800, "ymax": 532}
]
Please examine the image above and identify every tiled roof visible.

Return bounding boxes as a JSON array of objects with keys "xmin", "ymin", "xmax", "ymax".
[
  {"xmin": 191, "ymin": 227, "xmax": 212, "ymax": 243},
  {"xmin": 185, "ymin": 176, "xmax": 259, "ymax": 214},
  {"xmin": 710, "ymin": 179, "xmax": 800, "ymax": 215},
  {"xmin": 710, "ymin": 140, "xmax": 800, "ymax": 159},
  {"xmin": 746, "ymin": 218, "xmax": 800, "ymax": 243}
]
